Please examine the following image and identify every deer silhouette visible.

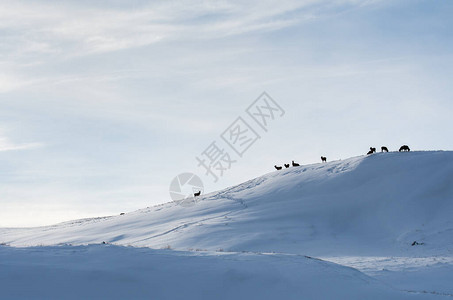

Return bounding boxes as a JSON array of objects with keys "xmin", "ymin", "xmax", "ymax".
[
  {"xmin": 194, "ymin": 191, "xmax": 201, "ymax": 197},
  {"xmin": 399, "ymin": 145, "xmax": 410, "ymax": 152},
  {"xmin": 381, "ymin": 146, "xmax": 389, "ymax": 152},
  {"xmin": 274, "ymin": 165, "xmax": 282, "ymax": 170},
  {"xmin": 284, "ymin": 164, "xmax": 290, "ymax": 168},
  {"xmin": 367, "ymin": 147, "xmax": 376, "ymax": 155},
  {"xmin": 292, "ymin": 160, "xmax": 300, "ymax": 167},
  {"xmin": 321, "ymin": 156, "xmax": 327, "ymax": 162}
]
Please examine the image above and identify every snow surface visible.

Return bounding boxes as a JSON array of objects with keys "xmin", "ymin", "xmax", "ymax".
[
  {"xmin": 1, "ymin": 245, "xmax": 423, "ymax": 300},
  {"xmin": 1, "ymin": 151, "xmax": 452, "ymax": 299}
]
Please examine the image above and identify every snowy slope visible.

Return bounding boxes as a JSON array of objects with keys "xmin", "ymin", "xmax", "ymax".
[
  {"xmin": 2, "ymin": 151, "xmax": 452, "ymax": 256},
  {"xmin": 1, "ymin": 151, "xmax": 453, "ymax": 299}
]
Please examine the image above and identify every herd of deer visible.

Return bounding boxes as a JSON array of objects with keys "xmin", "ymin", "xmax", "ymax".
[
  {"xmin": 274, "ymin": 160, "xmax": 300, "ymax": 170},
  {"xmin": 367, "ymin": 145, "xmax": 410, "ymax": 155},
  {"xmin": 274, "ymin": 145, "xmax": 411, "ymax": 171},
  {"xmin": 191, "ymin": 144, "xmax": 413, "ymax": 198}
]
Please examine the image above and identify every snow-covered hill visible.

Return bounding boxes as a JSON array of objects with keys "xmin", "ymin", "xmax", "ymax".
[
  {"xmin": 2, "ymin": 151, "xmax": 452, "ymax": 254},
  {"xmin": 1, "ymin": 151, "xmax": 452, "ymax": 299}
]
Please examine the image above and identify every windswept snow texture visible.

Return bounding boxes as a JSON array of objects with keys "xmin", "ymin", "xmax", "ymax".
[
  {"xmin": 0, "ymin": 245, "xmax": 423, "ymax": 300},
  {"xmin": 1, "ymin": 151, "xmax": 453, "ymax": 299}
]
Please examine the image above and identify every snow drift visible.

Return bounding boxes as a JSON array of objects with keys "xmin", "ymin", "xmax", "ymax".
[{"xmin": 0, "ymin": 244, "xmax": 421, "ymax": 300}]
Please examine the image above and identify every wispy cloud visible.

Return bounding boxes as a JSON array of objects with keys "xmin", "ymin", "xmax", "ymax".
[
  {"xmin": 0, "ymin": 0, "xmax": 377, "ymax": 59},
  {"xmin": 0, "ymin": 134, "xmax": 42, "ymax": 152},
  {"xmin": 0, "ymin": 72, "xmax": 45, "ymax": 93}
]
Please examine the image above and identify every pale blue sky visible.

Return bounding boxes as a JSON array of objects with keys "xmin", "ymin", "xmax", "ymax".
[{"xmin": 1, "ymin": 0, "xmax": 452, "ymax": 226}]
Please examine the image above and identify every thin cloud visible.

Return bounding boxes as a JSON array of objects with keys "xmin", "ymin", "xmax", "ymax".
[
  {"xmin": 0, "ymin": 0, "xmax": 379, "ymax": 59},
  {"xmin": 0, "ymin": 72, "xmax": 45, "ymax": 93},
  {"xmin": 0, "ymin": 135, "xmax": 42, "ymax": 152}
]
